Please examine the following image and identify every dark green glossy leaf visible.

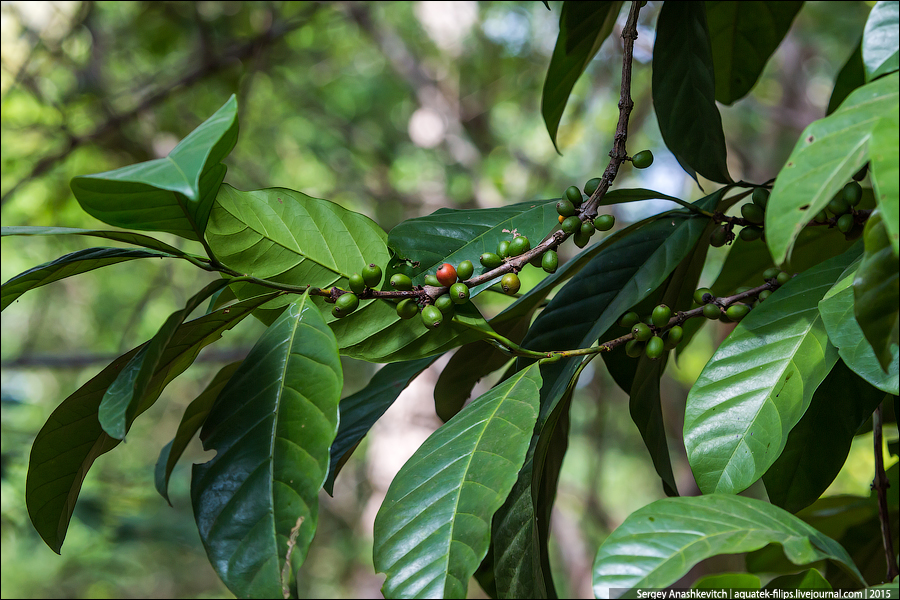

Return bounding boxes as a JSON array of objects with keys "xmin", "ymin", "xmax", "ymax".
[
  {"xmin": 706, "ymin": 1, "xmax": 802, "ymax": 105},
  {"xmin": 862, "ymin": 1, "xmax": 899, "ymax": 81},
  {"xmin": 598, "ymin": 188, "xmax": 697, "ymax": 211},
  {"xmin": 827, "ymin": 40, "xmax": 865, "ymax": 115},
  {"xmin": 541, "ymin": 1, "xmax": 622, "ymax": 151},
  {"xmin": 154, "ymin": 361, "xmax": 243, "ymax": 504},
  {"xmin": 0, "ymin": 226, "xmax": 187, "ymax": 255},
  {"xmin": 99, "ymin": 279, "xmax": 230, "ymax": 439},
  {"xmin": 819, "ymin": 256, "xmax": 898, "ymax": 393},
  {"xmin": 373, "ymin": 364, "xmax": 541, "ymax": 599},
  {"xmin": 591, "ymin": 494, "xmax": 865, "ymax": 597},
  {"xmin": 693, "ymin": 573, "xmax": 761, "ymax": 589},
  {"xmin": 652, "ymin": 1, "xmax": 731, "ymax": 184},
  {"xmin": 71, "ymin": 96, "xmax": 237, "ymax": 240},
  {"xmin": 387, "ymin": 198, "xmax": 559, "ymax": 296},
  {"xmin": 192, "ymin": 293, "xmax": 342, "ymax": 599},
  {"xmin": 869, "ymin": 106, "xmax": 899, "ymax": 255},
  {"xmin": 765, "ymin": 569, "xmax": 831, "ymax": 591},
  {"xmin": 684, "ymin": 248, "xmax": 860, "ymax": 495},
  {"xmin": 763, "ymin": 361, "xmax": 886, "ymax": 513},
  {"xmin": 25, "ymin": 292, "xmax": 276, "ymax": 553},
  {"xmin": 324, "ymin": 356, "xmax": 437, "ymax": 495},
  {"xmin": 2, "ymin": 247, "xmax": 174, "ymax": 311},
  {"xmin": 765, "ymin": 73, "xmax": 898, "ymax": 265},
  {"xmin": 854, "ymin": 210, "xmax": 900, "ymax": 371}
]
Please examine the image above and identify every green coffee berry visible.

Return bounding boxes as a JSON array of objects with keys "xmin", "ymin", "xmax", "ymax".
[
  {"xmin": 632, "ymin": 150, "xmax": 654, "ymax": 169},
  {"xmin": 508, "ymin": 235, "xmax": 531, "ymax": 257},
  {"xmin": 741, "ymin": 203, "xmax": 765, "ymax": 224},
  {"xmin": 776, "ymin": 271, "xmax": 791, "ymax": 285},
  {"xmin": 561, "ymin": 216, "xmax": 582, "ymax": 234},
  {"xmin": 625, "ymin": 339, "xmax": 644, "ymax": 358},
  {"xmin": 752, "ymin": 188, "xmax": 769, "ymax": 208},
  {"xmin": 651, "ymin": 304, "xmax": 671, "ymax": 327},
  {"xmin": 542, "ymin": 250, "xmax": 559, "ymax": 273},
  {"xmin": 573, "ymin": 230, "xmax": 591, "ymax": 248},
  {"xmin": 362, "ymin": 263, "xmax": 383, "ymax": 288},
  {"xmin": 396, "ymin": 298, "xmax": 419, "ymax": 319},
  {"xmin": 842, "ymin": 181, "xmax": 862, "ymax": 207},
  {"xmin": 619, "ymin": 311, "xmax": 640, "ymax": 329},
  {"xmin": 693, "ymin": 288, "xmax": 713, "ymax": 305},
  {"xmin": 813, "ymin": 211, "xmax": 828, "ymax": 223},
  {"xmin": 421, "ymin": 305, "xmax": 443, "ymax": 329},
  {"xmin": 501, "ymin": 273, "xmax": 521, "ymax": 295},
  {"xmin": 595, "ymin": 214, "xmax": 615, "ymax": 231},
  {"xmin": 349, "ymin": 273, "xmax": 366, "ymax": 294},
  {"xmin": 758, "ymin": 289, "xmax": 772, "ymax": 302},
  {"xmin": 663, "ymin": 325, "xmax": 683, "ymax": 350},
  {"xmin": 497, "ymin": 240, "xmax": 510, "ymax": 259},
  {"xmin": 457, "ymin": 260, "xmax": 474, "ymax": 281},
  {"xmin": 333, "ymin": 292, "xmax": 360, "ymax": 318},
  {"xmin": 584, "ymin": 177, "xmax": 601, "ymax": 196},
  {"xmin": 390, "ymin": 273, "xmax": 412, "ymax": 290},
  {"xmin": 709, "ymin": 225, "xmax": 729, "ymax": 247},
  {"xmin": 853, "ymin": 164, "xmax": 868, "ymax": 181},
  {"xmin": 480, "ymin": 252, "xmax": 502, "ymax": 269},
  {"xmin": 449, "ymin": 282, "xmax": 470, "ymax": 304},
  {"xmin": 580, "ymin": 221, "xmax": 596, "ymax": 237},
  {"xmin": 566, "ymin": 185, "xmax": 582, "ymax": 204},
  {"xmin": 827, "ymin": 195, "xmax": 849, "ymax": 216},
  {"xmin": 424, "ymin": 274, "xmax": 441, "ymax": 287},
  {"xmin": 725, "ymin": 304, "xmax": 751, "ymax": 321},
  {"xmin": 645, "ymin": 336, "xmax": 665, "ymax": 359},
  {"xmin": 434, "ymin": 294, "xmax": 455, "ymax": 314},
  {"xmin": 631, "ymin": 322, "xmax": 653, "ymax": 342},
  {"xmin": 740, "ymin": 226, "xmax": 762, "ymax": 242},
  {"xmin": 556, "ymin": 198, "xmax": 576, "ymax": 217},
  {"xmin": 837, "ymin": 213, "xmax": 854, "ymax": 233},
  {"xmin": 762, "ymin": 267, "xmax": 780, "ymax": 280},
  {"xmin": 702, "ymin": 303, "xmax": 721, "ymax": 320}
]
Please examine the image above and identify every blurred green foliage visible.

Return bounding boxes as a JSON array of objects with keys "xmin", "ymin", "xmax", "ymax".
[{"xmin": 0, "ymin": 1, "xmax": 878, "ymax": 597}]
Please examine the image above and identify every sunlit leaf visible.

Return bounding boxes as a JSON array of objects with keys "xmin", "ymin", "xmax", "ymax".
[
  {"xmin": 862, "ymin": 1, "xmax": 899, "ymax": 81},
  {"xmin": 869, "ymin": 106, "xmax": 899, "ymax": 255}
]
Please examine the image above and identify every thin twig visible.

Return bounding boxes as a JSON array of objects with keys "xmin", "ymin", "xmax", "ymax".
[{"xmin": 872, "ymin": 402, "xmax": 899, "ymax": 581}]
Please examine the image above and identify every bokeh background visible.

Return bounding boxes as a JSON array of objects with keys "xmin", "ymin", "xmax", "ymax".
[{"xmin": 1, "ymin": 2, "xmax": 883, "ymax": 598}]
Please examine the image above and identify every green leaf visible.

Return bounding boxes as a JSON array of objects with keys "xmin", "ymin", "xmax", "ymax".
[
  {"xmin": 25, "ymin": 292, "xmax": 276, "ymax": 553},
  {"xmin": 0, "ymin": 226, "xmax": 187, "ymax": 255},
  {"xmin": 763, "ymin": 361, "xmax": 886, "ymax": 513},
  {"xmin": 541, "ymin": 1, "xmax": 623, "ymax": 151},
  {"xmin": 154, "ymin": 361, "xmax": 243, "ymax": 504},
  {"xmin": 71, "ymin": 96, "xmax": 237, "ymax": 240},
  {"xmin": 192, "ymin": 293, "xmax": 342, "ymax": 599},
  {"xmin": 693, "ymin": 573, "xmax": 761, "ymax": 589},
  {"xmin": 819, "ymin": 256, "xmax": 899, "ymax": 393},
  {"xmin": 98, "ymin": 279, "xmax": 230, "ymax": 439},
  {"xmin": 827, "ymin": 40, "xmax": 865, "ymax": 115},
  {"xmin": 869, "ymin": 105, "xmax": 899, "ymax": 256},
  {"xmin": 854, "ymin": 209, "xmax": 900, "ymax": 371},
  {"xmin": 591, "ymin": 494, "xmax": 866, "ymax": 597},
  {"xmin": 652, "ymin": 1, "xmax": 731, "ymax": 184},
  {"xmin": 862, "ymin": 1, "xmax": 899, "ymax": 81},
  {"xmin": 684, "ymin": 248, "xmax": 859, "ymax": 495},
  {"xmin": 765, "ymin": 73, "xmax": 899, "ymax": 265},
  {"xmin": 387, "ymin": 198, "xmax": 560, "ymax": 296},
  {"xmin": 324, "ymin": 357, "xmax": 437, "ymax": 495},
  {"xmin": 764, "ymin": 569, "xmax": 832, "ymax": 591},
  {"xmin": 373, "ymin": 364, "xmax": 542, "ymax": 599},
  {"xmin": 706, "ymin": 1, "xmax": 802, "ymax": 105},
  {"xmin": 2, "ymin": 247, "xmax": 175, "ymax": 311}
]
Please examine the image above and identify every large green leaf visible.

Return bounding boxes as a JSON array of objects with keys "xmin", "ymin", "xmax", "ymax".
[
  {"xmin": 869, "ymin": 105, "xmax": 899, "ymax": 255},
  {"xmin": 683, "ymin": 249, "xmax": 860, "ymax": 495},
  {"xmin": 323, "ymin": 356, "xmax": 437, "ymax": 495},
  {"xmin": 762, "ymin": 361, "xmax": 886, "ymax": 513},
  {"xmin": 827, "ymin": 40, "xmax": 865, "ymax": 115},
  {"xmin": 862, "ymin": 1, "xmax": 899, "ymax": 82},
  {"xmin": 71, "ymin": 96, "xmax": 238, "ymax": 240},
  {"xmin": 765, "ymin": 73, "xmax": 899, "ymax": 265},
  {"xmin": 1, "ymin": 226, "xmax": 187, "ymax": 255},
  {"xmin": 154, "ymin": 361, "xmax": 243, "ymax": 504},
  {"xmin": 192, "ymin": 293, "xmax": 342, "ymax": 598},
  {"xmin": 819, "ymin": 256, "xmax": 899, "ymax": 393},
  {"xmin": 2, "ymin": 247, "xmax": 175, "ymax": 311},
  {"xmin": 591, "ymin": 494, "xmax": 865, "ymax": 597},
  {"xmin": 540, "ymin": 1, "xmax": 623, "ymax": 151},
  {"xmin": 386, "ymin": 198, "xmax": 560, "ymax": 296},
  {"xmin": 25, "ymin": 292, "xmax": 276, "ymax": 553},
  {"xmin": 652, "ymin": 1, "xmax": 731, "ymax": 184},
  {"xmin": 373, "ymin": 364, "xmax": 541, "ymax": 599},
  {"xmin": 99, "ymin": 279, "xmax": 230, "ymax": 439},
  {"xmin": 706, "ymin": 1, "xmax": 802, "ymax": 105},
  {"xmin": 853, "ymin": 209, "xmax": 900, "ymax": 371}
]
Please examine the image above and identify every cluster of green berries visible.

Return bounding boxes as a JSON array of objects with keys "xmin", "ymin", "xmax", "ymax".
[
  {"xmin": 692, "ymin": 287, "xmax": 752, "ymax": 322},
  {"xmin": 813, "ymin": 181, "xmax": 863, "ymax": 234},
  {"xmin": 556, "ymin": 179, "xmax": 616, "ymax": 249},
  {"xmin": 618, "ymin": 304, "xmax": 682, "ymax": 359},
  {"xmin": 334, "ymin": 263, "xmax": 384, "ymax": 319}
]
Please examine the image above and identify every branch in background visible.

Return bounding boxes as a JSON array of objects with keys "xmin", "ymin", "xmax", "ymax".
[{"xmin": 872, "ymin": 402, "xmax": 899, "ymax": 581}]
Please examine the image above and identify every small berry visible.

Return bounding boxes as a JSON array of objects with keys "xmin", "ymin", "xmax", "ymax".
[
  {"xmin": 632, "ymin": 322, "xmax": 653, "ymax": 342},
  {"xmin": 480, "ymin": 253, "xmax": 502, "ymax": 269},
  {"xmin": 349, "ymin": 273, "xmax": 366, "ymax": 294},
  {"xmin": 573, "ymin": 230, "xmax": 591, "ymax": 248},
  {"xmin": 457, "ymin": 260, "xmax": 474, "ymax": 281},
  {"xmin": 752, "ymin": 188, "xmax": 769, "ymax": 208},
  {"xmin": 390, "ymin": 274, "xmax": 412, "ymax": 290},
  {"xmin": 396, "ymin": 299, "xmax": 419, "ymax": 319},
  {"xmin": 837, "ymin": 213, "xmax": 854, "ymax": 233},
  {"xmin": 436, "ymin": 263, "xmax": 458, "ymax": 287},
  {"xmin": 558, "ymin": 215, "xmax": 566, "ymax": 224},
  {"xmin": 580, "ymin": 221, "xmax": 596, "ymax": 237},
  {"xmin": 842, "ymin": 181, "xmax": 862, "ymax": 206},
  {"xmin": 651, "ymin": 304, "xmax": 671, "ymax": 327},
  {"xmin": 449, "ymin": 282, "xmax": 470, "ymax": 304},
  {"xmin": 434, "ymin": 294, "xmax": 455, "ymax": 314},
  {"xmin": 424, "ymin": 274, "xmax": 441, "ymax": 287},
  {"xmin": 693, "ymin": 288, "xmax": 713, "ymax": 305},
  {"xmin": 561, "ymin": 216, "xmax": 582, "ymax": 234},
  {"xmin": 619, "ymin": 311, "xmax": 640, "ymax": 329},
  {"xmin": 740, "ymin": 226, "xmax": 762, "ymax": 242},
  {"xmin": 497, "ymin": 240, "xmax": 510, "ymax": 259},
  {"xmin": 813, "ymin": 211, "xmax": 828, "ymax": 223},
  {"xmin": 508, "ymin": 235, "xmax": 531, "ymax": 257},
  {"xmin": 852, "ymin": 164, "xmax": 868, "ymax": 181},
  {"xmin": 421, "ymin": 305, "xmax": 443, "ymax": 329},
  {"xmin": 758, "ymin": 289, "xmax": 772, "ymax": 302},
  {"xmin": 333, "ymin": 292, "xmax": 360, "ymax": 318},
  {"xmin": 584, "ymin": 177, "xmax": 601, "ymax": 196},
  {"xmin": 632, "ymin": 150, "xmax": 654, "ymax": 169},
  {"xmin": 625, "ymin": 339, "xmax": 644, "ymax": 358},
  {"xmin": 645, "ymin": 336, "xmax": 665, "ymax": 359},
  {"xmin": 362, "ymin": 264, "xmax": 383, "ymax": 288},
  {"xmin": 501, "ymin": 273, "xmax": 521, "ymax": 295},
  {"xmin": 709, "ymin": 225, "xmax": 729, "ymax": 247},
  {"xmin": 566, "ymin": 185, "xmax": 582, "ymax": 204},
  {"xmin": 725, "ymin": 304, "xmax": 751, "ymax": 321},
  {"xmin": 827, "ymin": 195, "xmax": 850, "ymax": 216},
  {"xmin": 542, "ymin": 250, "xmax": 559, "ymax": 273},
  {"xmin": 762, "ymin": 267, "xmax": 780, "ymax": 280},
  {"xmin": 595, "ymin": 214, "xmax": 615, "ymax": 231},
  {"xmin": 702, "ymin": 303, "xmax": 721, "ymax": 320},
  {"xmin": 663, "ymin": 325, "xmax": 683, "ymax": 350},
  {"xmin": 557, "ymin": 198, "xmax": 576, "ymax": 217},
  {"xmin": 741, "ymin": 203, "xmax": 765, "ymax": 224},
  {"xmin": 776, "ymin": 271, "xmax": 791, "ymax": 285}
]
